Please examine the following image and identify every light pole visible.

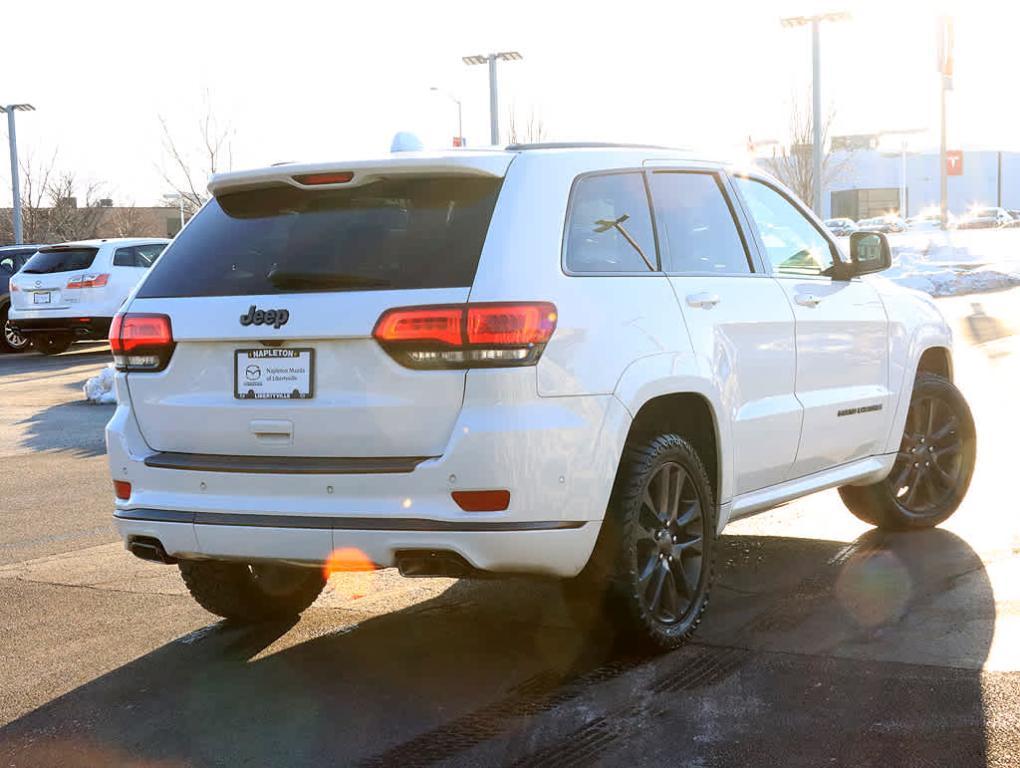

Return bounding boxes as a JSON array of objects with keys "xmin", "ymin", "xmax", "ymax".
[
  {"xmin": 462, "ymin": 51, "xmax": 523, "ymax": 145},
  {"xmin": 163, "ymin": 193, "xmax": 186, "ymax": 233},
  {"xmin": 781, "ymin": 13, "xmax": 850, "ymax": 216},
  {"xmin": 875, "ymin": 128, "xmax": 925, "ymax": 218},
  {"xmin": 430, "ymin": 87, "xmax": 464, "ymax": 147},
  {"xmin": 2, "ymin": 103, "xmax": 35, "ymax": 244}
]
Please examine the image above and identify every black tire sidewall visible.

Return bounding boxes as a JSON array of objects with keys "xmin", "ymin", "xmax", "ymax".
[
  {"xmin": 31, "ymin": 334, "xmax": 73, "ymax": 356},
  {"xmin": 605, "ymin": 434, "xmax": 716, "ymax": 650},
  {"xmin": 842, "ymin": 373, "xmax": 976, "ymax": 530},
  {"xmin": 0, "ymin": 305, "xmax": 30, "ymax": 353}
]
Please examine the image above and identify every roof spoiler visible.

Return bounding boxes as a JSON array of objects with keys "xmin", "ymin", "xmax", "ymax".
[{"xmin": 208, "ymin": 153, "xmax": 513, "ymax": 196}]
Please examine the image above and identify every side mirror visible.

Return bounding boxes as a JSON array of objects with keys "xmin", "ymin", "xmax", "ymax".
[{"xmin": 848, "ymin": 230, "xmax": 891, "ymax": 276}]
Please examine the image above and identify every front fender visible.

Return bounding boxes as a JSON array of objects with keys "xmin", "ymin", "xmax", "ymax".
[{"xmin": 879, "ymin": 286, "xmax": 953, "ymax": 453}]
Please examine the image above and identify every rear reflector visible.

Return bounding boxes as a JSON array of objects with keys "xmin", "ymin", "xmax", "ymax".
[
  {"xmin": 109, "ymin": 313, "xmax": 175, "ymax": 372},
  {"xmin": 373, "ymin": 302, "xmax": 557, "ymax": 370},
  {"xmin": 114, "ymin": 480, "xmax": 132, "ymax": 500},
  {"xmin": 293, "ymin": 171, "xmax": 354, "ymax": 185},
  {"xmin": 452, "ymin": 490, "xmax": 511, "ymax": 512}
]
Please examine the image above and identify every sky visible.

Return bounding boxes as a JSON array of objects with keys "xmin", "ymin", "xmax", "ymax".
[{"xmin": 2, "ymin": 0, "xmax": 1019, "ymax": 207}]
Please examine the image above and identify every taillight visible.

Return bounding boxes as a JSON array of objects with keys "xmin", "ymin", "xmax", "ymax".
[
  {"xmin": 373, "ymin": 302, "xmax": 557, "ymax": 369},
  {"xmin": 109, "ymin": 313, "xmax": 175, "ymax": 372},
  {"xmin": 8, "ymin": 280, "xmax": 18, "ymax": 292},
  {"xmin": 66, "ymin": 273, "xmax": 110, "ymax": 289}
]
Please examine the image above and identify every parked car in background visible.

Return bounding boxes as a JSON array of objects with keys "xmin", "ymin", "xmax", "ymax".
[
  {"xmin": 857, "ymin": 215, "xmax": 907, "ymax": 234},
  {"xmin": 0, "ymin": 244, "xmax": 47, "ymax": 353},
  {"xmin": 957, "ymin": 207, "xmax": 1014, "ymax": 229},
  {"xmin": 1004, "ymin": 210, "xmax": 1020, "ymax": 228},
  {"xmin": 8, "ymin": 238, "xmax": 169, "ymax": 355},
  {"xmin": 823, "ymin": 217, "xmax": 857, "ymax": 236},
  {"xmin": 905, "ymin": 211, "xmax": 947, "ymax": 231}
]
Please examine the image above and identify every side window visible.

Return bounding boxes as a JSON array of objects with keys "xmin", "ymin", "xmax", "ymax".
[
  {"xmin": 733, "ymin": 177, "xmax": 837, "ymax": 276},
  {"xmin": 649, "ymin": 172, "xmax": 752, "ymax": 274},
  {"xmin": 0, "ymin": 257, "xmax": 15, "ymax": 275},
  {"xmin": 565, "ymin": 172, "xmax": 658, "ymax": 273},
  {"xmin": 113, "ymin": 247, "xmax": 138, "ymax": 267},
  {"xmin": 134, "ymin": 244, "xmax": 165, "ymax": 268},
  {"xmin": 114, "ymin": 245, "xmax": 164, "ymax": 268}
]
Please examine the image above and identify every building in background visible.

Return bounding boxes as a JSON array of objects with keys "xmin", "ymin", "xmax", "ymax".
[
  {"xmin": 756, "ymin": 139, "xmax": 1020, "ymax": 221},
  {"xmin": 0, "ymin": 203, "xmax": 186, "ymax": 245}
]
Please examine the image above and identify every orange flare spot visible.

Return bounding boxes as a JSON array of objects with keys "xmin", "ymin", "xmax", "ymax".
[{"xmin": 323, "ymin": 547, "xmax": 377, "ymax": 578}]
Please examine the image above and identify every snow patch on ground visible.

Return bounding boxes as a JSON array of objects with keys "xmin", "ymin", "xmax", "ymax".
[
  {"xmin": 83, "ymin": 364, "xmax": 117, "ymax": 404},
  {"xmin": 882, "ymin": 229, "xmax": 1020, "ymax": 297}
]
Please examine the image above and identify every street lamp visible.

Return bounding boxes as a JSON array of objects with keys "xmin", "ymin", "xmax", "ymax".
[
  {"xmin": 1, "ymin": 103, "xmax": 35, "ymax": 245},
  {"xmin": 462, "ymin": 51, "xmax": 523, "ymax": 145},
  {"xmin": 875, "ymin": 128, "xmax": 925, "ymax": 218},
  {"xmin": 780, "ymin": 12, "xmax": 850, "ymax": 216},
  {"xmin": 430, "ymin": 87, "xmax": 464, "ymax": 147},
  {"xmin": 162, "ymin": 193, "xmax": 186, "ymax": 232}
]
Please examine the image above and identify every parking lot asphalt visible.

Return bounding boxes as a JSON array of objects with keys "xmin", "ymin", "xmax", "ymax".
[{"xmin": 1, "ymin": 293, "xmax": 1019, "ymax": 767}]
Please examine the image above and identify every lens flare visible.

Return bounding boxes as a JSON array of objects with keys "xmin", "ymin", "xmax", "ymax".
[
  {"xmin": 323, "ymin": 547, "xmax": 377, "ymax": 579},
  {"xmin": 835, "ymin": 549, "xmax": 912, "ymax": 627}
]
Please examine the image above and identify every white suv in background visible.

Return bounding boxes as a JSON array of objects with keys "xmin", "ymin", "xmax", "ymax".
[
  {"xmin": 9, "ymin": 238, "xmax": 169, "ymax": 355},
  {"xmin": 107, "ymin": 145, "xmax": 975, "ymax": 651}
]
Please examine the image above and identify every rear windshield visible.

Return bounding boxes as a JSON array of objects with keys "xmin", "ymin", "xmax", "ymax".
[
  {"xmin": 137, "ymin": 176, "xmax": 503, "ymax": 298},
  {"xmin": 21, "ymin": 248, "xmax": 98, "ymax": 274}
]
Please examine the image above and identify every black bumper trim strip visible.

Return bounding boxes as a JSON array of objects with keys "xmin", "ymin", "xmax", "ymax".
[
  {"xmin": 114, "ymin": 508, "xmax": 588, "ymax": 532},
  {"xmin": 143, "ymin": 452, "xmax": 432, "ymax": 475}
]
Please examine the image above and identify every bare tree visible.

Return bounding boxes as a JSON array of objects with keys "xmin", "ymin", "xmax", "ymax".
[
  {"xmin": 760, "ymin": 96, "xmax": 847, "ymax": 206},
  {"xmin": 43, "ymin": 172, "xmax": 106, "ymax": 242},
  {"xmin": 507, "ymin": 107, "xmax": 547, "ymax": 144},
  {"xmin": 0, "ymin": 154, "xmax": 106, "ymax": 243},
  {"xmin": 106, "ymin": 205, "xmax": 146, "ymax": 238},
  {"xmin": 158, "ymin": 96, "xmax": 233, "ymax": 215}
]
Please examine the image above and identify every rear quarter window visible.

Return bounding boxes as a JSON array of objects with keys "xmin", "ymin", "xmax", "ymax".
[
  {"xmin": 137, "ymin": 177, "xmax": 502, "ymax": 298},
  {"xmin": 563, "ymin": 172, "xmax": 657, "ymax": 273}
]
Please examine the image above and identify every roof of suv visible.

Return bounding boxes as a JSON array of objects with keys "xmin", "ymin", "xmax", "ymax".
[
  {"xmin": 208, "ymin": 144, "xmax": 713, "ymax": 196},
  {"xmin": 38, "ymin": 238, "xmax": 170, "ymax": 249}
]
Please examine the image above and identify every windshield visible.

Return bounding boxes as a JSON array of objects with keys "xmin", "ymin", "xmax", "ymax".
[
  {"xmin": 21, "ymin": 247, "xmax": 98, "ymax": 274},
  {"xmin": 137, "ymin": 177, "xmax": 502, "ymax": 298}
]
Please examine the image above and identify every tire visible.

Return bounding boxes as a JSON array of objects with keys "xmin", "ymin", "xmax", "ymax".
[
  {"xmin": 0, "ymin": 305, "xmax": 30, "ymax": 353},
  {"xmin": 30, "ymin": 333, "xmax": 73, "ymax": 356},
  {"xmin": 839, "ymin": 373, "xmax": 976, "ymax": 530},
  {"xmin": 570, "ymin": 434, "xmax": 716, "ymax": 652},
  {"xmin": 178, "ymin": 560, "xmax": 327, "ymax": 622}
]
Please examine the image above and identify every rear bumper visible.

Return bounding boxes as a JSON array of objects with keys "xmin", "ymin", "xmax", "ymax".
[
  {"xmin": 113, "ymin": 512, "xmax": 599, "ymax": 576},
  {"xmin": 107, "ymin": 369, "xmax": 632, "ymax": 577},
  {"xmin": 7, "ymin": 314, "xmax": 111, "ymax": 339}
]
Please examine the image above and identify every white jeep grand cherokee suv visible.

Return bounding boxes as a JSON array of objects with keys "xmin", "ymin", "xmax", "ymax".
[
  {"xmin": 9, "ymin": 238, "xmax": 169, "ymax": 355},
  {"xmin": 107, "ymin": 145, "xmax": 975, "ymax": 650}
]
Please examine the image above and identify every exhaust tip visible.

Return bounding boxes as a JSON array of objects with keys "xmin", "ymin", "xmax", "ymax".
[
  {"xmin": 396, "ymin": 550, "xmax": 477, "ymax": 579},
  {"xmin": 128, "ymin": 536, "xmax": 176, "ymax": 565}
]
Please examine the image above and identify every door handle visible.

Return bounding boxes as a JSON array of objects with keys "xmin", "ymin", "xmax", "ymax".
[
  {"xmin": 795, "ymin": 294, "xmax": 822, "ymax": 308},
  {"xmin": 686, "ymin": 292, "xmax": 721, "ymax": 309}
]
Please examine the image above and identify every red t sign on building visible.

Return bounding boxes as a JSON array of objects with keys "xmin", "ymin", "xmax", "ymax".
[{"xmin": 946, "ymin": 150, "xmax": 964, "ymax": 176}]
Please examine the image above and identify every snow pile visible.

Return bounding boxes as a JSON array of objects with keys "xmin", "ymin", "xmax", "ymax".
[
  {"xmin": 83, "ymin": 364, "xmax": 117, "ymax": 404},
  {"xmin": 883, "ymin": 229, "xmax": 1020, "ymax": 297}
]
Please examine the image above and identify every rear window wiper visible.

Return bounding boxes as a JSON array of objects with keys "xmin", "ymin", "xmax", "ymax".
[{"xmin": 266, "ymin": 268, "xmax": 393, "ymax": 289}]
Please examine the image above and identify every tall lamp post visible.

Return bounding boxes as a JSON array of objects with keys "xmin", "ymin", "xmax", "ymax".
[
  {"xmin": 462, "ymin": 51, "xmax": 523, "ymax": 145},
  {"xmin": 780, "ymin": 13, "xmax": 850, "ymax": 216},
  {"xmin": 430, "ymin": 87, "xmax": 464, "ymax": 147},
  {"xmin": 2, "ymin": 103, "xmax": 35, "ymax": 244}
]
